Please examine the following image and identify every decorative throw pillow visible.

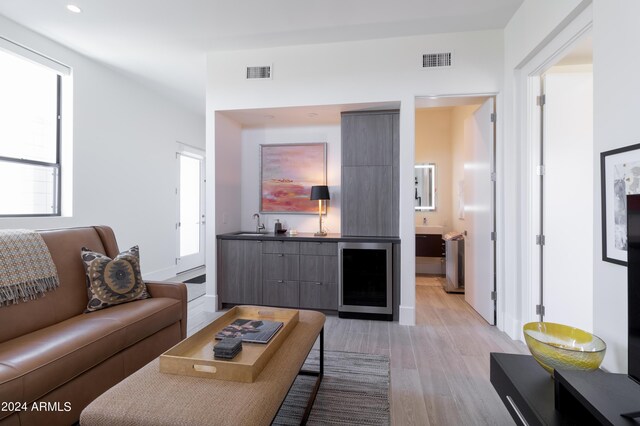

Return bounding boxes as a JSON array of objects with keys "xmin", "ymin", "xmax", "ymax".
[{"xmin": 81, "ymin": 245, "xmax": 150, "ymax": 312}]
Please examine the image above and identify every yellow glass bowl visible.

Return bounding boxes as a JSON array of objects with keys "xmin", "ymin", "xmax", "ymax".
[{"xmin": 523, "ymin": 322, "xmax": 606, "ymax": 376}]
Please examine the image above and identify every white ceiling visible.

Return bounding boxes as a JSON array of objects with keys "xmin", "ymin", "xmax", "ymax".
[{"xmin": 0, "ymin": 0, "xmax": 524, "ymax": 116}]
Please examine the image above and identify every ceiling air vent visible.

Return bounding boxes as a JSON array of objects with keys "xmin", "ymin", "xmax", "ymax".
[
  {"xmin": 421, "ymin": 52, "xmax": 453, "ymax": 69},
  {"xmin": 246, "ymin": 65, "xmax": 272, "ymax": 80}
]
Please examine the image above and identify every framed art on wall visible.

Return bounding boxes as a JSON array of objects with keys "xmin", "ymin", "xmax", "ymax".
[
  {"xmin": 260, "ymin": 143, "xmax": 327, "ymax": 214},
  {"xmin": 601, "ymin": 142, "xmax": 640, "ymax": 265}
]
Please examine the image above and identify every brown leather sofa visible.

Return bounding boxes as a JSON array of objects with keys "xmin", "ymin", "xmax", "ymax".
[{"xmin": 0, "ymin": 226, "xmax": 187, "ymax": 426}]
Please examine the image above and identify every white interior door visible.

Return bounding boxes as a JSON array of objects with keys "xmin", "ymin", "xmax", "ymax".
[
  {"xmin": 464, "ymin": 98, "xmax": 495, "ymax": 324},
  {"xmin": 177, "ymin": 150, "xmax": 205, "ymax": 273},
  {"xmin": 542, "ymin": 68, "xmax": 593, "ymax": 331}
]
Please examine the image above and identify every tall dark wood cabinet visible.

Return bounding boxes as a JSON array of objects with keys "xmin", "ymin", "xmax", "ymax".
[
  {"xmin": 341, "ymin": 110, "xmax": 399, "ymax": 237},
  {"xmin": 217, "ymin": 239, "xmax": 262, "ymax": 305}
]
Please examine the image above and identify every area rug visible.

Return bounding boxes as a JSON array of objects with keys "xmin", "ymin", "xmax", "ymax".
[{"xmin": 273, "ymin": 349, "xmax": 390, "ymax": 425}]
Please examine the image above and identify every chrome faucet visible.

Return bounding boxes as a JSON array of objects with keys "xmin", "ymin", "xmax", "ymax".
[{"xmin": 253, "ymin": 213, "xmax": 265, "ymax": 233}]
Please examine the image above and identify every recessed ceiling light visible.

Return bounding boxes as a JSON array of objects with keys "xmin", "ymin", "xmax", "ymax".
[
  {"xmin": 263, "ymin": 114, "xmax": 275, "ymax": 119},
  {"xmin": 66, "ymin": 4, "xmax": 82, "ymax": 13},
  {"xmin": 307, "ymin": 113, "xmax": 318, "ymax": 118}
]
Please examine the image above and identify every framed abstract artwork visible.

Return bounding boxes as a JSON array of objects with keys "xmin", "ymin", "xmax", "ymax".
[
  {"xmin": 601, "ymin": 142, "xmax": 640, "ymax": 265},
  {"xmin": 260, "ymin": 143, "xmax": 327, "ymax": 214}
]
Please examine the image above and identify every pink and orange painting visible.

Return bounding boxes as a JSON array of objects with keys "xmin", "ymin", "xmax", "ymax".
[{"xmin": 260, "ymin": 143, "xmax": 326, "ymax": 213}]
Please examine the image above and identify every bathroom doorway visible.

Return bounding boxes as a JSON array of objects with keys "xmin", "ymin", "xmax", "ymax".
[{"xmin": 414, "ymin": 95, "xmax": 496, "ymax": 325}]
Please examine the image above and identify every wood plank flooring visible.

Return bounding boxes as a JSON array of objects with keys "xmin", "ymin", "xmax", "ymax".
[{"xmin": 186, "ymin": 275, "xmax": 527, "ymax": 425}]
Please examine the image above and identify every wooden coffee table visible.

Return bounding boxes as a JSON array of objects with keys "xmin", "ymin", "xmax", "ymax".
[{"xmin": 80, "ymin": 309, "xmax": 325, "ymax": 426}]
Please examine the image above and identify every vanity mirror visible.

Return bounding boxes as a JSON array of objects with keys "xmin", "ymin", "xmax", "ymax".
[{"xmin": 414, "ymin": 163, "xmax": 436, "ymax": 211}]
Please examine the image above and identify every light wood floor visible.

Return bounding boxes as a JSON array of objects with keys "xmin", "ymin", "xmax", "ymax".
[{"xmin": 186, "ymin": 275, "xmax": 526, "ymax": 425}]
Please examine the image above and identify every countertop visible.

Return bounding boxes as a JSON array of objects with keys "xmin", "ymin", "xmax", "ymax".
[{"xmin": 216, "ymin": 231, "xmax": 401, "ymax": 244}]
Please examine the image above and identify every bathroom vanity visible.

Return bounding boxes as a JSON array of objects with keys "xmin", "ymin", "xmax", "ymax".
[{"xmin": 415, "ymin": 225, "xmax": 445, "ymax": 275}]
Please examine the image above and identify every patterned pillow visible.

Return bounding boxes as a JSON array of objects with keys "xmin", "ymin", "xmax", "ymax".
[{"xmin": 81, "ymin": 245, "xmax": 150, "ymax": 312}]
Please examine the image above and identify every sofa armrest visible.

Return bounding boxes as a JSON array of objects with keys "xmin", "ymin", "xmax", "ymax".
[{"xmin": 145, "ymin": 281, "xmax": 187, "ymax": 339}]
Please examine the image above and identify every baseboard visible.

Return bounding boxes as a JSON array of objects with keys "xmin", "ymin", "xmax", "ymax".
[
  {"xmin": 399, "ymin": 305, "xmax": 415, "ymax": 326},
  {"xmin": 200, "ymin": 294, "xmax": 218, "ymax": 312},
  {"xmin": 503, "ymin": 312, "xmax": 524, "ymax": 342},
  {"xmin": 143, "ymin": 266, "xmax": 176, "ymax": 282}
]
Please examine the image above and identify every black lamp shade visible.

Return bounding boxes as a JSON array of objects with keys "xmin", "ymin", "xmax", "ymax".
[{"xmin": 310, "ymin": 185, "xmax": 330, "ymax": 201}]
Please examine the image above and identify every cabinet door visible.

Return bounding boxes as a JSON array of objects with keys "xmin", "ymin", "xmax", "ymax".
[
  {"xmin": 342, "ymin": 113, "xmax": 393, "ymax": 166},
  {"xmin": 218, "ymin": 240, "xmax": 262, "ymax": 305},
  {"xmin": 299, "ymin": 255, "xmax": 338, "ymax": 310},
  {"xmin": 300, "ymin": 242, "xmax": 337, "ymax": 256},
  {"xmin": 262, "ymin": 241, "xmax": 299, "ymax": 254},
  {"xmin": 300, "ymin": 255, "xmax": 337, "ymax": 283},
  {"xmin": 299, "ymin": 281, "xmax": 338, "ymax": 310},
  {"xmin": 415, "ymin": 234, "xmax": 445, "ymax": 257},
  {"xmin": 262, "ymin": 254, "xmax": 299, "ymax": 281},
  {"xmin": 262, "ymin": 280, "xmax": 299, "ymax": 308},
  {"xmin": 342, "ymin": 165, "xmax": 394, "ymax": 236}
]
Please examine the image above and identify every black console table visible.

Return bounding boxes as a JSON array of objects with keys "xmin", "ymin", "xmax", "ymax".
[{"xmin": 490, "ymin": 353, "xmax": 640, "ymax": 425}]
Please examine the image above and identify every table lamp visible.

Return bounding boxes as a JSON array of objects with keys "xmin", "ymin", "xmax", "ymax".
[{"xmin": 310, "ymin": 185, "xmax": 330, "ymax": 236}]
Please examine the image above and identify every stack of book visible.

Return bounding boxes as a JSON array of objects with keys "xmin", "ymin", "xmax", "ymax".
[{"xmin": 213, "ymin": 337, "xmax": 242, "ymax": 360}]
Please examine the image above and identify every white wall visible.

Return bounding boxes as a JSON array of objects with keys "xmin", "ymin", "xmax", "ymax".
[
  {"xmin": 501, "ymin": 0, "xmax": 589, "ymax": 340},
  {"xmin": 504, "ymin": 0, "xmax": 640, "ymax": 373},
  {"xmin": 592, "ymin": 0, "xmax": 640, "ymax": 373},
  {"xmin": 215, "ymin": 112, "xmax": 242, "ymax": 235},
  {"xmin": 0, "ymin": 15, "xmax": 205, "ymax": 280},
  {"xmin": 240, "ymin": 125, "xmax": 341, "ymax": 234},
  {"xmin": 207, "ymin": 30, "xmax": 504, "ymax": 325}
]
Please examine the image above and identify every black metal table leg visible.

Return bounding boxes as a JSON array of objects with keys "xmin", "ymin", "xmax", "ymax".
[{"xmin": 298, "ymin": 327, "xmax": 324, "ymax": 425}]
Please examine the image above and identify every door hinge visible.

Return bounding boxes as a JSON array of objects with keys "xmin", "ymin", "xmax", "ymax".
[
  {"xmin": 490, "ymin": 112, "xmax": 496, "ymax": 123},
  {"xmin": 536, "ymin": 94, "xmax": 546, "ymax": 106},
  {"xmin": 491, "ymin": 291, "xmax": 497, "ymax": 301},
  {"xmin": 491, "ymin": 231, "xmax": 497, "ymax": 241},
  {"xmin": 491, "ymin": 172, "xmax": 497, "ymax": 182},
  {"xmin": 536, "ymin": 235, "xmax": 546, "ymax": 246},
  {"xmin": 175, "ymin": 187, "xmax": 178, "ymax": 195},
  {"xmin": 175, "ymin": 258, "xmax": 179, "ymax": 265},
  {"xmin": 536, "ymin": 304, "xmax": 546, "ymax": 316},
  {"xmin": 536, "ymin": 165, "xmax": 545, "ymax": 176}
]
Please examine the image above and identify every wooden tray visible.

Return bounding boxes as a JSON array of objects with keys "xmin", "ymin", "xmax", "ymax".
[{"xmin": 159, "ymin": 306, "xmax": 299, "ymax": 383}]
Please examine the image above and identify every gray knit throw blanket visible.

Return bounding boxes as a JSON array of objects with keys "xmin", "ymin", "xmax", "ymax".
[{"xmin": 0, "ymin": 229, "xmax": 60, "ymax": 306}]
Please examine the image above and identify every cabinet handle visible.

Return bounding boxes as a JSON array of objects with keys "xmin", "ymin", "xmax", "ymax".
[
  {"xmin": 506, "ymin": 396, "xmax": 529, "ymax": 426},
  {"xmin": 314, "ymin": 282, "xmax": 322, "ymax": 285},
  {"xmin": 277, "ymin": 280, "xmax": 284, "ymax": 283}
]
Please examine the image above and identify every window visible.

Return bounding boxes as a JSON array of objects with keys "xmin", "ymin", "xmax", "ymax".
[{"xmin": 0, "ymin": 45, "xmax": 62, "ymax": 216}]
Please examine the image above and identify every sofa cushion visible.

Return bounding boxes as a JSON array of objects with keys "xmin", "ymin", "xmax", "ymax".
[
  {"xmin": 85, "ymin": 297, "xmax": 183, "ymax": 349},
  {"xmin": 81, "ymin": 246, "xmax": 150, "ymax": 312},
  {"xmin": 0, "ymin": 297, "xmax": 180, "ymax": 405}
]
